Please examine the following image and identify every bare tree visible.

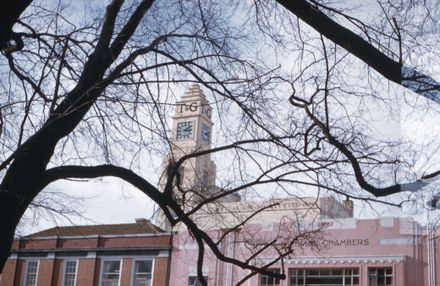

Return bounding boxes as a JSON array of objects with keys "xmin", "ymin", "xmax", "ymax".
[
  {"xmin": 274, "ymin": 0, "xmax": 440, "ymax": 103},
  {"xmin": 0, "ymin": 0, "xmax": 320, "ymax": 280},
  {"xmin": 250, "ymin": 0, "xmax": 440, "ymax": 197},
  {"xmin": 16, "ymin": 190, "xmax": 85, "ymax": 236},
  {"xmin": 2, "ymin": 0, "xmax": 440, "ymax": 285}
]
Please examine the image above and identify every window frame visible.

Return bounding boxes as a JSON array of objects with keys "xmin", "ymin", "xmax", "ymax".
[
  {"xmin": 188, "ymin": 275, "xmax": 209, "ymax": 286},
  {"xmin": 260, "ymin": 269, "xmax": 281, "ymax": 286},
  {"xmin": 61, "ymin": 259, "xmax": 78, "ymax": 286},
  {"xmin": 99, "ymin": 259, "xmax": 122, "ymax": 286},
  {"xmin": 131, "ymin": 259, "xmax": 154, "ymax": 286},
  {"xmin": 289, "ymin": 267, "xmax": 360, "ymax": 286},
  {"xmin": 23, "ymin": 260, "xmax": 39, "ymax": 286},
  {"xmin": 368, "ymin": 267, "xmax": 393, "ymax": 286}
]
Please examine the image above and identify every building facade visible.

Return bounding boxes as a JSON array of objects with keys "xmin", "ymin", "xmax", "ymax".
[
  {"xmin": 170, "ymin": 216, "xmax": 439, "ymax": 286},
  {"xmin": 0, "ymin": 219, "xmax": 171, "ymax": 286},
  {"xmin": 162, "ymin": 85, "xmax": 439, "ymax": 286},
  {"xmin": 2, "ymin": 85, "xmax": 440, "ymax": 286}
]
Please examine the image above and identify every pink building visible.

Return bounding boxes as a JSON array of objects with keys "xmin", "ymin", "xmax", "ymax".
[
  {"xmin": 169, "ymin": 217, "xmax": 439, "ymax": 286},
  {"xmin": 161, "ymin": 85, "xmax": 440, "ymax": 286}
]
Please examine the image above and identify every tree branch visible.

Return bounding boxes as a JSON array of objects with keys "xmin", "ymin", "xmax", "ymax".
[
  {"xmin": 43, "ymin": 164, "xmax": 177, "ymax": 225},
  {"xmin": 109, "ymin": 0, "xmax": 155, "ymax": 56},
  {"xmin": 290, "ymin": 95, "xmax": 440, "ymax": 197},
  {"xmin": 276, "ymin": 0, "xmax": 440, "ymax": 104}
]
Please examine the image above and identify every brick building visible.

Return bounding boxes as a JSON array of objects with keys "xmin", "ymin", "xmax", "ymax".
[{"xmin": 0, "ymin": 219, "xmax": 171, "ymax": 286}]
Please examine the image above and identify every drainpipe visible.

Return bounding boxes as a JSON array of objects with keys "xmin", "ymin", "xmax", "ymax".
[
  {"xmin": 225, "ymin": 231, "xmax": 235, "ymax": 286},
  {"xmin": 166, "ymin": 232, "xmax": 173, "ymax": 286},
  {"xmin": 428, "ymin": 225, "xmax": 436, "ymax": 286},
  {"xmin": 434, "ymin": 230, "xmax": 437, "ymax": 286}
]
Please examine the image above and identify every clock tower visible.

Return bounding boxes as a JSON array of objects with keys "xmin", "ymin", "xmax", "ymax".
[
  {"xmin": 169, "ymin": 84, "xmax": 216, "ymax": 200},
  {"xmin": 158, "ymin": 85, "xmax": 216, "ymax": 218},
  {"xmin": 157, "ymin": 84, "xmax": 240, "ymax": 230}
]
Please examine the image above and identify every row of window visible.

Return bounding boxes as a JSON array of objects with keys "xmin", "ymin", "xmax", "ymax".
[
  {"xmin": 22, "ymin": 260, "xmax": 392, "ymax": 286},
  {"xmin": 183, "ymin": 267, "xmax": 392, "ymax": 286},
  {"xmin": 23, "ymin": 259, "xmax": 153, "ymax": 286},
  {"xmin": 260, "ymin": 267, "xmax": 393, "ymax": 286}
]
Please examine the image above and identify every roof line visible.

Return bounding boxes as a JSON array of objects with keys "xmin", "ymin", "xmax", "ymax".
[{"xmin": 21, "ymin": 232, "xmax": 172, "ymax": 240}]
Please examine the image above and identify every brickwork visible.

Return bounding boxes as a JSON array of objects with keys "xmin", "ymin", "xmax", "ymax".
[
  {"xmin": 13, "ymin": 260, "xmax": 25, "ymax": 286},
  {"xmin": 1, "ymin": 222, "xmax": 171, "ymax": 286},
  {"xmin": 51, "ymin": 259, "xmax": 63, "ymax": 286},
  {"xmin": 153, "ymin": 257, "xmax": 170, "ymax": 286},
  {"xmin": 0, "ymin": 259, "xmax": 17, "ymax": 286},
  {"xmin": 77, "ymin": 258, "xmax": 97, "ymax": 286},
  {"xmin": 120, "ymin": 258, "xmax": 132, "ymax": 286},
  {"xmin": 19, "ymin": 238, "xmax": 57, "ymax": 250},
  {"xmin": 58, "ymin": 237, "xmax": 99, "ymax": 249},
  {"xmin": 37, "ymin": 258, "xmax": 55, "ymax": 286}
]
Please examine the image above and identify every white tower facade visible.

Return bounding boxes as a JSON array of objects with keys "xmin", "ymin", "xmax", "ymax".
[
  {"xmin": 168, "ymin": 84, "xmax": 216, "ymax": 201},
  {"xmin": 157, "ymin": 85, "xmax": 238, "ymax": 230}
]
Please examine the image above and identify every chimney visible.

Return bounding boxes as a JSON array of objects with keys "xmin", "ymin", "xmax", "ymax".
[
  {"xmin": 343, "ymin": 196, "xmax": 354, "ymax": 218},
  {"xmin": 135, "ymin": 218, "xmax": 148, "ymax": 225}
]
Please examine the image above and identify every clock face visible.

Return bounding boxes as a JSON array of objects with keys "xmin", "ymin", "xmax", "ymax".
[
  {"xmin": 201, "ymin": 124, "xmax": 210, "ymax": 144},
  {"xmin": 176, "ymin": 121, "xmax": 193, "ymax": 140}
]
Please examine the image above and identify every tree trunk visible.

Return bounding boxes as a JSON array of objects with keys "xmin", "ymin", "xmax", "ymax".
[
  {"xmin": 0, "ymin": 0, "xmax": 32, "ymax": 51},
  {"xmin": 0, "ymin": 192, "xmax": 29, "ymax": 272}
]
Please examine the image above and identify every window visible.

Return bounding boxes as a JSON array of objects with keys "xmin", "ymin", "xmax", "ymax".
[
  {"xmin": 100, "ymin": 260, "xmax": 121, "ymax": 286},
  {"xmin": 24, "ymin": 260, "xmax": 39, "ymax": 286},
  {"xmin": 132, "ymin": 260, "xmax": 153, "ymax": 286},
  {"xmin": 260, "ymin": 269, "xmax": 280, "ymax": 286},
  {"xmin": 202, "ymin": 170, "xmax": 209, "ymax": 187},
  {"xmin": 368, "ymin": 268, "xmax": 392, "ymax": 286},
  {"xmin": 63, "ymin": 260, "xmax": 77, "ymax": 286},
  {"xmin": 289, "ymin": 268, "xmax": 359, "ymax": 286},
  {"xmin": 188, "ymin": 276, "xmax": 208, "ymax": 286}
]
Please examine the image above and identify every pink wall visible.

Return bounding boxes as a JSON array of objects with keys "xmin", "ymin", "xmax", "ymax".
[{"xmin": 170, "ymin": 218, "xmax": 438, "ymax": 286}]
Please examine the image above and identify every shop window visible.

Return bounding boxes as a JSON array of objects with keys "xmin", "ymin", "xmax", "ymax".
[
  {"xmin": 24, "ymin": 260, "xmax": 39, "ymax": 286},
  {"xmin": 289, "ymin": 268, "xmax": 359, "ymax": 286},
  {"xmin": 188, "ymin": 275, "xmax": 208, "ymax": 286},
  {"xmin": 100, "ymin": 260, "xmax": 121, "ymax": 286},
  {"xmin": 132, "ymin": 260, "xmax": 153, "ymax": 286},
  {"xmin": 260, "ymin": 269, "xmax": 281, "ymax": 286},
  {"xmin": 62, "ymin": 260, "xmax": 77, "ymax": 286},
  {"xmin": 368, "ymin": 268, "xmax": 392, "ymax": 286}
]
